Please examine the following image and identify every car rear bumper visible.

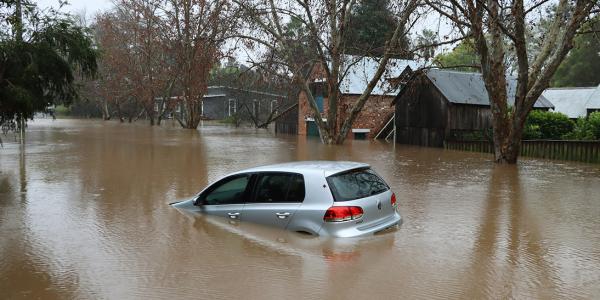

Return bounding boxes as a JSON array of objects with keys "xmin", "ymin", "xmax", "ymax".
[{"xmin": 318, "ymin": 212, "xmax": 402, "ymax": 238}]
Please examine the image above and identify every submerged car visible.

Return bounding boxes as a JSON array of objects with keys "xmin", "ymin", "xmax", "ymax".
[{"xmin": 171, "ymin": 161, "xmax": 401, "ymax": 237}]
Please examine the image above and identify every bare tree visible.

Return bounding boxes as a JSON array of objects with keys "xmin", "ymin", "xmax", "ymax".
[
  {"xmin": 94, "ymin": 1, "xmax": 176, "ymax": 125},
  {"xmin": 163, "ymin": 0, "xmax": 239, "ymax": 129},
  {"xmin": 121, "ymin": 0, "xmax": 173, "ymax": 126},
  {"xmin": 233, "ymin": 0, "xmax": 421, "ymax": 144},
  {"xmin": 426, "ymin": 0, "xmax": 598, "ymax": 163},
  {"xmin": 95, "ymin": 10, "xmax": 141, "ymax": 122}
]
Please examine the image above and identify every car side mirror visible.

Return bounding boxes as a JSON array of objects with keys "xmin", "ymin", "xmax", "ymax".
[{"xmin": 193, "ymin": 195, "xmax": 203, "ymax": 206}]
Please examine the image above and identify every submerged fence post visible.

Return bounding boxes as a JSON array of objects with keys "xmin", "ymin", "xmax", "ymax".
[{"xmin": 19, "ymin": 115, "xmax": 25, "ymax": 145}]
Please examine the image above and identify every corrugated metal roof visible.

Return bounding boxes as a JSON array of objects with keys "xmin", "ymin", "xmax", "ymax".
[
  {"xmin": 206, "ymin": 86, "xmax": 286, "ymax": 98},
  {"xmin": 337, "ymin": 55, "xmax": 422, "ymax": 96},
  {"xmin": 542, "ymin": 87, "xmax": 596, "ymax": 118},
  {"xmin": 425, "ymin": 69, "xmax": 554, "ymax": 108},
  {"xmin": 587, "ymin": 85, "xmax": 600, "ymax": 109}
]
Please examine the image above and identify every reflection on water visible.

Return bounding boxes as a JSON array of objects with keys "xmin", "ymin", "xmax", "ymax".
[{"xmin": 1, "ymin": 119, "xmax": 600, "ymax": 299}]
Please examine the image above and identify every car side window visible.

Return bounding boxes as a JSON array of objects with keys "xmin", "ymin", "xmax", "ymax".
[
  {"xmin": 253, "ymin": 173, "xmax": 305, "ymax": 203},
  {"xmin": 203, "ymin": 175, "xmax": 250, "ymax": 205},
  {"xmin": 286, "ymin": 174, "xmax": 305, "ymax": 203}
]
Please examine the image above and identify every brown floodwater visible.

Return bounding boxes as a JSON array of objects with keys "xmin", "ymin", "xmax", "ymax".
[{"xmin": 1, "ymin": 119, "xmax": 600, "ymax": 299}]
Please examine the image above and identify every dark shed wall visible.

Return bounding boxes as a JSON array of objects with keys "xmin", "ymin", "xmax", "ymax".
[
  {"xmin": 447, "ymin": 104, "xmax": 492, "ymax": 130},
  {"xmin": 395, "ymin": 77, "xmax": 448, "ymax": 147},
  {"xmin": 275, "ymin": 105, "xmax": 298, "ymax": 134}
]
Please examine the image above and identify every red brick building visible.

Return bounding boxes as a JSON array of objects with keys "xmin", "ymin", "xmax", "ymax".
[{"xmin": 298, "ymin": 56, "xmax": 417, "ymax": 140}]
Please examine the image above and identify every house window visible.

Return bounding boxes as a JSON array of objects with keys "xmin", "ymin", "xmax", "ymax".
[
  {"xmin": 316, "ymin": 96, "xmax": 324, "ymax": 113},
  {"xmin": 270, "ymin": 100, "xmax": 279, "ymax": 113},
  {"xmin": 228, "ymin": 99, "xmax": 237, "ymax": 116},
  {"xmin": 309, "ymin": 82, "xmax": 328, "ymax": 113},
  {"xmin": 253, "ymin": 99, "xmax": 259, "ymax": 117},
  {"xmin": 352, "ymin": 128, "xmax": 370, "ymax": 140}
]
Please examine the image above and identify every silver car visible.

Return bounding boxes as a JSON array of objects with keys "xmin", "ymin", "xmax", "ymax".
[{"xmin": 171, "ymin": 161, "xmax": 402, "ymax": 237}]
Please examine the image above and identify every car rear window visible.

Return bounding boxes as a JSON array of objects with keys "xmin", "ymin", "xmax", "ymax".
[{"xmin": 326, "ymin": 168, "xmax": 389, "ymax": 201}]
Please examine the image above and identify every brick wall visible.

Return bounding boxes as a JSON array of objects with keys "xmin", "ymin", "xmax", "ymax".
[
  {"xmin": 340, "ymin": 94, "xmax": 395, "ymax": 139},
  {"xmin": 298, "ymin": 90, "xmax": 395, "ymax": 139},
  {"xmin": 297, "ymin": 63, "xmax": 396, "ymax": 140}
]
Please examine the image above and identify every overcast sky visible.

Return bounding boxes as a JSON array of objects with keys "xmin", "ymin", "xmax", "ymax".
[
  {"xmin": 35, "ymin": 0, "xmax": 455, "ymax": 60},
  {"xmin": 37, "ymin": 0, "xmax": 114, "ymax": 15}
]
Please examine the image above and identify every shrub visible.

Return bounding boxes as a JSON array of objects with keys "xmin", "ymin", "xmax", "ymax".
[
  {"xmin": 525, "ymin": 110, "xmax": 574, "ymax": 140},
  {"xmin": 588, "ymin": 112, "xmax": 600, "ymax": 139},
  {"xmin": 219, "ymin": 115, "xmax": 237, "ymax": 124},
  {"xmin": 562, "ymin": 117, "xmax": 595, "ymax": 140},
  {"xmin": 54, "ymin": 105, "xmax": 71, "ymax": 116},
  {"xmin": 523, "ymin": 124, "xmax": 542, "ymax": 139}
]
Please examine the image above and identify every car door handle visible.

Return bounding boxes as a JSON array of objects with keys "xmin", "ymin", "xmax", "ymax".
[
  {"xmin": 275, "ymin": 212, "xmax": 291, "ymax": 219},
  {"xmin": 227, "ymin": 212, "xmax": 240, "ymax": 219}
]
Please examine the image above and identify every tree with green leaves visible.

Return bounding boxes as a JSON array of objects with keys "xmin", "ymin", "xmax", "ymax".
[
  {"xmin": 0, "ymin": 0, "xmax": 98, "ymax": 141},
  {"xmin": 343, "ymin": 0, "xmax": 412, "ymax": 58},
  {"xmin": 552, "ymin": 17, "xmax": 600, "ymax": 87},
  {"xmin": 414, "ymin": 29, "xmax": 438, "ymax": 61},
  {"xmin": 434, "ymin": 39, "xmax": 480, "ymax": 71}
]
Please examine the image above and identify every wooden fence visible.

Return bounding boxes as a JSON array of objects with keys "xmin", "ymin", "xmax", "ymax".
[{"xmin": 444, "ymin": 140, "xmax": 600, "ymax": 163}]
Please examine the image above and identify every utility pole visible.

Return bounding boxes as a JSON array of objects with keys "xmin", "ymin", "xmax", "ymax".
[
  {"xmin": 15, "ymin": 0, "xmax": 25, "ymax": 144},
  {"xmin": 15, "ymin": 0, "xmax": 23, "ymax": 42}
]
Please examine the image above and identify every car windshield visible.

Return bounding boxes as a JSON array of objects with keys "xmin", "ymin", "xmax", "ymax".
[{"xmin": 326, "ymin": 168, "xmax": 389, "ymax": 201}]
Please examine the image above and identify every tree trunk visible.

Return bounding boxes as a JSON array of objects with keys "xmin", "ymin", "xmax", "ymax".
[
  {"xmin": 101, "ymin": 98, "xmax": 111, "ymax": 120},
  {"xmin": 102, "ymin": 108, "xmax": 110, "ymax": 120},
  {"xmin": 493, "ymin": 132, "xmax": 520, "ymax": 164},
  {"xmin": 182, "ymin": 119, "xmax": 201, "ymax": 129},
  {"xmin": 181, "ymin": 98, "xmax": 202, "ymax": 129},
  {"xmin": 19, "ymin": 114, "xmax": 25, "ymax": 144}
]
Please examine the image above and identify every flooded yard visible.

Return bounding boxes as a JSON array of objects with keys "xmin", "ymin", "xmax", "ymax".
[{"xmin": 1, "ymin": 119, "xmax": 600, "ymax": 299}]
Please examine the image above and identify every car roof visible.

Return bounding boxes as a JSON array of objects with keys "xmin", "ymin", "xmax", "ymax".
[{"xmin": 237, "ymin": 161, "xmax": 370, "ymax": 177}]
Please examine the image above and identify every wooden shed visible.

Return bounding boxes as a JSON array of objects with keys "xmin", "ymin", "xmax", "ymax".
[{"xmin": 392, "ymin": 69, "xmax": 554, "ymax": 147}]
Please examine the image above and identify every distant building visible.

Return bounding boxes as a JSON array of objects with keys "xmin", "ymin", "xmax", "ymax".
[
  {"xmin": 155, "ymin": 86, "xmax": 286, "ymax": 122},
  {"xmin": 543, "ymin": 85, "xmax": 600, "ymax": 119},
  {"xmin": 202, "ymin": 86, "xmax": 286, "ymax": 121},
  {"xmin": 392, "ymin": 69, "xmax": 554, "ymax": 147},
  {"xmin": 298, "ymin": 55, "xmax": 420, "ymax": 140}
]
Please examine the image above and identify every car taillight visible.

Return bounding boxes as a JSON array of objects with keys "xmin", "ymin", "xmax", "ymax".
[
  {"xmin": 391, "ymin": 193, "xmax": 397, "ymax": 207},
  {"xmin": 323, "ymin": 206, "xmax": 364, "ymax": 222}
]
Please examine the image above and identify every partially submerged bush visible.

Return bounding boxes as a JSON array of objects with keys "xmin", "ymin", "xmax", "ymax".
[
  {"xmin": 523, "ymin": 124, "xmax": 542, "ymax": 140},
  {"xmin": 588, "ymin": 112, "xmax": 600, "ymax": 139},
  {"xmin": 562, "ymin": 117, "xmax": 596, "ymax": 140},
  {"xmin": 525, "ymin": 110, "xmax": 574, "ymax": 140},
  {"xmin": 561, "ymin": 113, "xmax": 600, "ymax": 140}
]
